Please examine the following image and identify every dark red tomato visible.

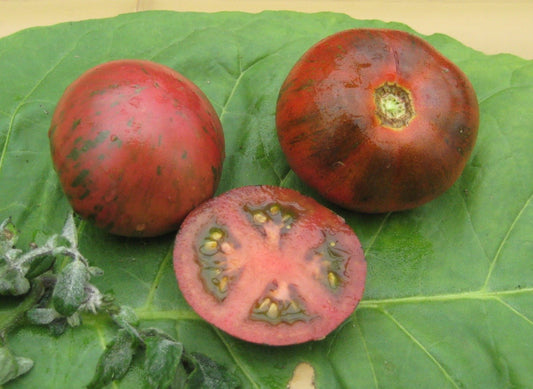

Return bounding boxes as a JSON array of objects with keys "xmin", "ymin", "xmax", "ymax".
[
  {"xmin": 49, "ymin": 59, "xmax": 225, "ymax": 237},
  {"xmin": 173, "ymin": 185, "xmax": 366, "ymax": 346},
  {"xmin": 276, "ymin": 29, "xmax": 479, "ymax": 213}
]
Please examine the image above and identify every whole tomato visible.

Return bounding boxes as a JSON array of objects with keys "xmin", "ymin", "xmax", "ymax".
[
  {"xmin": 276, "ymin": 29, "xmax": 479, "ymax": 213},
  {"xmin": 49, "ymin": 59, "xmax": 225, "ymax": 237}
]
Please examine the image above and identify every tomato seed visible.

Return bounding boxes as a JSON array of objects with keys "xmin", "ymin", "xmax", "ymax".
[
  {"xmin": 218, "ymin": 276, "xmax": 228, "ymax": 293},
  {"xmin": 205, "ymin": 240, "xmax": 218, "ymax": 250},
  {"xmin": 282, "ymin": 214, "xmax": 292, "ymax": 224},
  {"xmin": 253, "ymin": 211, "xmax": 268, "ymax": 224},
  {"xmin": 256, "ymin": 298, "xmax": 271, "ymax": 312},
  {"xmin": 328, "ymin": 271, "xmax": 341, "ymax": 289},
  {"xmin": 200, "ymin": 240, "xmax": 218, "ymax": 256},
  {"xmin": 266, "ymin": 302, "xmax": 280, "ymax": 319},
  {"xmin": 210, "ymin": 229, "xmax": 224, "ymax": 241},
  {"xmin": 286, "ymin": 301, "xmax": 300, "ymax": 314},
  {"xmin": 269, "ymin": 204, "xmax": 280, "ymax": 215}
]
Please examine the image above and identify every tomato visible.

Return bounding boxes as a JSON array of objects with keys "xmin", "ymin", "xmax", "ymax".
[
  {"xmin": 49, "ymin": 59, "xmax": 225, "ymax": 237},
  {"xmin": 276, "ymin": 29, "xmax": 479, "ymax": 213},
  {"xmin": 173, "ymin": 185, "xmax": 366, "ymax": 346}
]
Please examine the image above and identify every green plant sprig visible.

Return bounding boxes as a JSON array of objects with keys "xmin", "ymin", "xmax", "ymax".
[{"xmin": 0, "ymin": 213, "xmax": 240, "ymax": 388}]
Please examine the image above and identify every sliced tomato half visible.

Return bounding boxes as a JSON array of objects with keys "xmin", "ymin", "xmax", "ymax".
[{"xmin": 173, "ymin": 185, "xmax": 366, "ymax": 346}]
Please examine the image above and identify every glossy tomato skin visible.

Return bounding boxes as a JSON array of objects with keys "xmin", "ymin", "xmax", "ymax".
[
  {"xmin": 49, "ymin": 59, "xmax": 225, "ymax": 237},
  {"xmin": 276, "ymin": 29, "xmax": 479, "ymax": 213},
  {"xmin": 173, "ymin": 185, "xmax": 366, "ymax": 346}
]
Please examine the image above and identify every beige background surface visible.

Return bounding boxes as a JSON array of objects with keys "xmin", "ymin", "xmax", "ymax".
[{"xmin": 0, "ymin": 0, "xmax": 532, "ymax": 59}]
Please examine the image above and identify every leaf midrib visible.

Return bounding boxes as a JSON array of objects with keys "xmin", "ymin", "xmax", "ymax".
[
  {"xmin": 359, "ymin": 286, "xmax": 532, "ymax": 308},
  {"xmin": 133, "ymin": 287, "xmax": 532, "ymax": 323}
]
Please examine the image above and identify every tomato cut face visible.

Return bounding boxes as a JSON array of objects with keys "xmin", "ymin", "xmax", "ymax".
[
  {"xmin": 173, "ymin": 186, "xmax": 366, "ymax": 346},
  {"xmin": 49, "ymin": 59, "xmax": 224, "ymax": 237},
  {"xmin": 276, "ymin": 29, "xmax": 479, "ymax": 213}
]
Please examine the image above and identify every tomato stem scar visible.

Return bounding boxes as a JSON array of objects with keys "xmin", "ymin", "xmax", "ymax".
[{"xmin": 374, "ymin": 82, "xmax": 415, "ymax": 129}]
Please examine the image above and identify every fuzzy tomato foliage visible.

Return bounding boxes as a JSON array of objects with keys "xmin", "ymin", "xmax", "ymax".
[
  {"xmin": 173, "ymin": 185, "xmax": 367, "ymax": 346},
  {"xmin": 276, "ymin": 29, "xmax": 479, "ymax": 213},
  {"xmin": 49, "ymin": 59, "xmax": 225, "ymax": 237}
]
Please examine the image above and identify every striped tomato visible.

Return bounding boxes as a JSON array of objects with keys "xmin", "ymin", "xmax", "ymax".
[
  {"xmin": 49, "ymin": 59, "xmax": 224, "ymax": 237},
  {"xmin": 276, "ymin": 29, "xmax": 479, "ymax": 213}
]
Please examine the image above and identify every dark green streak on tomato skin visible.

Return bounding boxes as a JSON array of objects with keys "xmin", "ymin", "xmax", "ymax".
[
  {"xmin": 308, "ymin": 120, "xmax": 366, "ymax": 171},
  {"xmin": 83, "ymin": 130, "xmax": 109, "ymax": 149},
  {"xmin": 71, "ymin": 169, "xmax": 89, "ymax": 188},
  {"xmin": 67, "ymin": 148, "xmax": 81, "ymax": 161},
  {"xmin": 71, "ymin": 119, "xmax": 81, "ymax": 131},
  {"xmin": 90, "ymin": 88, "xmax": 108, "ymax": 96},
  {"xmin": 133, "ymin": 84, "xmax": 147, "ymax": 94},
  {"xmin": 67, "ymin": 131, "xmax": 110, "ymax": 161},
  {"xmin": 79, "ymin": 189, "xmax": 91, "ymax": 200}
]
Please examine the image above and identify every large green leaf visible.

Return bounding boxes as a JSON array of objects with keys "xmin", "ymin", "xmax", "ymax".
[{"xmin": 1, "ymin": 10, "xmax": 532, "ymax": 389}]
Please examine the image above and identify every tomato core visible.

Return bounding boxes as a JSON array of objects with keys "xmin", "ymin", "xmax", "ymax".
[{"xmin": 374, "ymin": 82, "xmax": 415, "ymax": 129}]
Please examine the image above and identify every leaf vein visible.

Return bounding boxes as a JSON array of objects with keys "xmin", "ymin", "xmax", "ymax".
[
  {"xmin": 140, "ymin": 244, "xmax": 173, "ymax": 310},
  {"xmin": 219, "ymin": 52, "xmax": 244, "ymax": 121},
  {"xmin": 135, "ymin": 308, "xmax": 201, "ymax": 321},
  {"xmin": 495, "ymin": 297, "xmax": 533, "ymax": 326},
  {"xmin": 278, "ymin": 167, "xmax": 293, "ymax": 187},
  {"xmin": 380, "ymin": 308, "xmax": 459, "ymax": 389},
  {"xmin": 458, "ymin": 189, "xmax": 492, "ymax": 273},
  {"xmin": 354, "ymin": 313, "xmax": 379, "ymax": 389},
  {"xmin": 324, "ymin": 319, "xmax": 358, "ymax": 389},
  {"xmin": 363, "ymin": 212, "xmax": 392, "ymax": 256},
  {"xmin": 213, "ymin": 327, "xmax": 260, "ymax": 389},
  {"xmin": 359, "ymin": 287, "xmax": 533, "ymax": 307},
  {"xmin": 147, "ymin": 29, "xmax": 200, "ymax": 62},
  {"xmin": 0, "ymin": 41, "xmax": 80, "ymax": 175},
  {"xmin": 478, "ymin": 85, "xmax": 533, "ymax": 105},
  {"xmin": 482, "ymin": 191, "xmax": 533, "ymax": 290}
]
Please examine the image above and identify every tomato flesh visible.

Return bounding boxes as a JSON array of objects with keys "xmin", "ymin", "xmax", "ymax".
[
  {"xmin": 173, "ymin": 186, "xmax": 366, "ymax": 346},
  {"xmin": 49, "ymin": 59, "xmax": 224, "ymax": 237},
  {"xmin": 276, "ymin": 29, "xmax": 479, "ymax": 213}
]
